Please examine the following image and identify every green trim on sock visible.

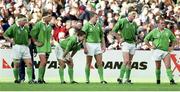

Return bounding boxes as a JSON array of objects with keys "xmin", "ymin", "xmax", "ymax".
[
  {"xmin": 68, "ymin": 67, "xmax": 73, "ymax": 82},
  {"xmin": 166, "ymin": 68, "xmax": 173, "ymax": 81},
  {"xmin": 27, "ymin": 67, "xmax": 33, "ymax": 81},
  {"xmin": 120, "ymin": 64, "xmax": 126, "ymax": 79},
  {"xmin": 98, "ymin": 66, "xmax": 104, "ymax": 81},
  {"xmin": 59, "ymin": 67, "xmax": 64, "ymax": 82},
  {"xmin": 85, "ymin": 66, "xmax": 90, "ymax": 82},
  {"xmin": 13, "ymin": 68, "xmax": 19, "ymax": 80},
  {"xmin": 156, "ymin": 69, "xmax": 161, "ymax": 80}
]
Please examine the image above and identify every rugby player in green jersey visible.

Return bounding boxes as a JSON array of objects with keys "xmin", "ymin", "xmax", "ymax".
[
  {"xmin": 112, "ymin": 9, "xmax": 138, "ymax": 84},
  {"xmin": 144, "ymin": 16, "xmax": 177, "ymax": 85},
  {"xmin": 4, "ymin": 14, "xmax": 35, "ymax": 84},
  {"xmin": 82, "ymin": 12, "xmax": 107, "ymax": 84},
  {"xmin": 30, "ymin": 11, "xmax": 52, "ymax": 84},
  {"xmin": 55, "ymin": 31, "xmax": 86, "ymax": 84}
]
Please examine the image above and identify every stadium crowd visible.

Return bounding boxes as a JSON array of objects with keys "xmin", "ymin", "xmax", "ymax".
[{"xmin": 0, "ymin": 0, "xmax": 179, "ymax": 50}]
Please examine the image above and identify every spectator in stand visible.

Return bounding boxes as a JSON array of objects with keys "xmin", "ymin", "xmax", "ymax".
[{"xmin": 174, "ymin": 22, "xmax": 180, "ymax": 50}]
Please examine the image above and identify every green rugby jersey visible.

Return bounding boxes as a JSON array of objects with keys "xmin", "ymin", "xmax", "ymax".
[
  {"xmin": 144, "ymin": 28, "xmax": 176, "ymax": 51},
  {"xmin": 4, "ymin": 24, "xmax": 30, "ymax": 45},
  {"xmin": 60, "ymin": 36, "xmax": 81, "ymax": 52},
  {"xmin": 30, "ymin": 21, "xmax": 52, "ymax": 53},
  {"xmin": 82, "ymin": 22, "xmax": 103, "ymax": 43},
  {"xmin": 112, "ymin": 18, "xmax": 138, "ymax": 43}
]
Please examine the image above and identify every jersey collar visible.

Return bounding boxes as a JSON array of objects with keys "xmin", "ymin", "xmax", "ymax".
[
  {"xmin": 157, "ymin": 28, "xmax": 165, "ymax": 32},
  {"xmin": 16, "ymin": 24, "xmax": 24, "ymax": 30},
  {"xmin": 126, "ymin": 17, "xmax": 133, "ymax": 23}
]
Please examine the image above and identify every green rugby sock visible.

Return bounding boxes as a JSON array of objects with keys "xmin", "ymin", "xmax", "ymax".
[
  {"xmin": 98, "ymin": 66, "xmax": 104, "ymax": 81},
  {"xmin": 27, "ymin": 67, "xmax": 33, "ymax": 81},
  {"xmin": 38, "ymin": 67, "xmax": 44, "ymax": 80},
  {"xmin": 125, "ymin": 68, "xmax": 131, "ymax": 80},
  {"xmin": 59, "ymin": 67, "xmax": 64, "ymax": 82},
  {"xmin": 119, "ymin": 64, "xmax": 126, "ymax": 79},
  {"xmin": 166, "ymin": 68, "xmax": 173, "ymax": 80},
  {"xmin": 85, "ymin": 66, "xmax": 90, "ymax": 82},
  {"xmin": 13, "ymin": 68, "xmax": 19, "ymax": 80},
  {"xmin": 156, "ymin": 69, "xmax": 161, "ymax": 80},
  {"xmin": 68, "ymin": 67, "xmax": 74, "ymax": 82},
  {"xmin": 42, "ymin": 67, "xmax": 46, "ymax": 80}
]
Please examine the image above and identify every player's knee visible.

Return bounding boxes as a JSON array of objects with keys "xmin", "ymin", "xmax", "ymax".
[
  {"xmin": 67, "ymin": 62, "xmax": 73, "ymax": 68},
  {"xmin": 13, "ymin": 64, "xmax": 19, "ymax": 68},
  {"xmin": 166, "ymin": 65, "xmax": 171, "ymax": 69},
  {"xmin": 40, "ymin": 61, "xmax": 47, "ymax": 66},
  {"xmin": 27, "ymin": 62, "xmax": 32, "ymax": 67},
  {"xmin": 127, "ymin": 61, "xmax": 132, "ymax": 65},
  {"xmin": 68, "ymin": 65, "xmax": 73, "ymax": 68},
  {"xmin": 96, "ymin": 62, "xmax": 103, "ymax": 67},
  {"xmin": 60, "ymin": 64, "xmax": 65, "ymax": 69},
  {"xmin": 86, "ymin": 62, "xmax": 92, "ymax": 67},
  {"xmin": 68, "ymin": 63, "xmax": 73, "ymax": 68},
  {"xmin": 123, "ymin": 61, "xmax": 129, "ymax": 65},
  {"xmin": 156, "ymin": 66, "xmax": 161, "ymax": 69},
  {"xmin": 86, "ymin": 64, "xmax": 91, "ymax": 68},
  {"xmin": 59, "ymin": 61, "xmax": 65, "ymax": 66},
  {"xmin": 129, "ymin": 58, "xmax": 133, "ymax": 61}
]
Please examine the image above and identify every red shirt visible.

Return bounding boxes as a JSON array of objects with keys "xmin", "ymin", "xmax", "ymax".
[{"xmin": 53, "ymin": 26, "xmax": 68, "ymax": 42}]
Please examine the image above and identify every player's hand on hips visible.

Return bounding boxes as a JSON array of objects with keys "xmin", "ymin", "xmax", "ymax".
[
  {"xmin": 67, "ymin": 57, "xmax": 73, "ymax": 61},
  {"xmin": 84, "ymin": 47, "xmax": 88, "ymax": 54},
  {"xmin": 150, "ymin": 45, "xmax": 156, "ymax": 50},
  {"xmin": 50, "ymin": 40, "xmax": 54, "ymax": 46},
  {"xmin": 34, "ymin": 41, "xmax": 43, "ymax": 47},
  {"xmin": 168, "ymin": 47, "xmax": 173, "ymax": 52},
  {"xmin": 61, "ymin": 57, "xmax": 66, "ymax": 61},
  {"xmin": 10, "ymin": 39, "xmax": 15, "ymax": 45},
  {"xmin": 117, "ymin": 39, "xmax": 123, "ymax": 46},
  {"xmin": 101, "ymin": 45, "xmax": 106, "ymax": 53}
]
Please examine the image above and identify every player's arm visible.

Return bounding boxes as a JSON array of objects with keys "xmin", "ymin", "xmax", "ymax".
[
  {"xmin": 65, "ymin": 48, "xmax": 78, "ymax": 61},
  {"xmin": 82, "ymin": 22, "xmax": 88, "ymax": 54},
  {"xmin": 27, "ymin": 26, "xmax": 31, "ymax": 45},
  {"xmin": 71, "ymin": 50, "xmax": 77, "ymax": 58},
  {"xmin": 111, "ymin": 31, "xmax": 122, "ymax": 44},
  {"xmin": 62, "ymin": 50, "xmax": 69, "ymax": 60},
  {"xmin": 111, "ymin": 18, "xmax": 123, "ymax": 44},
  {"xmin": 101, "ymin": 35, "xmax": 106, "ymax": 52},
  {"xmin": 70, "ymin": 43, "xmax": 82, "ymax": 60},
  {"xmin": 50, "ymin": 29, "xmax": 54, "ymax": 46},
  {"xmin": 134, "ymin": 22, "xmax": 139, "ymax": 44},
  {"xmin": 30, "ymin": 22, "xmax": 43, "ymax": 46},
  {"xmin": 98, "ymin": 23, "xmax": 106, "ymax": 52},
  {"xmin": 144, "ymin": 30, "xmax": 155, "ymax": 49},
  {"xmin": 112, "ymin": 18, "xmax": 123, "ymax": 33},
  {"xmin": 63, "ymin": 39, "xmax": 74, "ymax": 59},
  {"xmin": 3, "ymin": 25, "xmax": 14, "ymax": 44},
  {"xmin": 168, "ymin": 41, "xmax": 176, "ymax": 52},
  {"xmin": 168, "ymin": 30, "xmax": 177, "ymax": 51}
]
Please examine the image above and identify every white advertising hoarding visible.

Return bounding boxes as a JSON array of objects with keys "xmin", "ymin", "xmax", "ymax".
[{"xmin": 0, "ymin": 49, "xmax": 180, "ymax": 83}]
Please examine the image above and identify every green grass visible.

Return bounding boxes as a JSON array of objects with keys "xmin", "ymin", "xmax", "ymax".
[{"xmin": 0, "ymin": 83, "xmax": 179, "ymax": 91}]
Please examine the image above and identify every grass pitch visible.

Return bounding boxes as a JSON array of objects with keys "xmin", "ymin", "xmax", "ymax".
[{"xmin": 0, "ymin": 82, "xmax": 179, "ymax": 91}]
